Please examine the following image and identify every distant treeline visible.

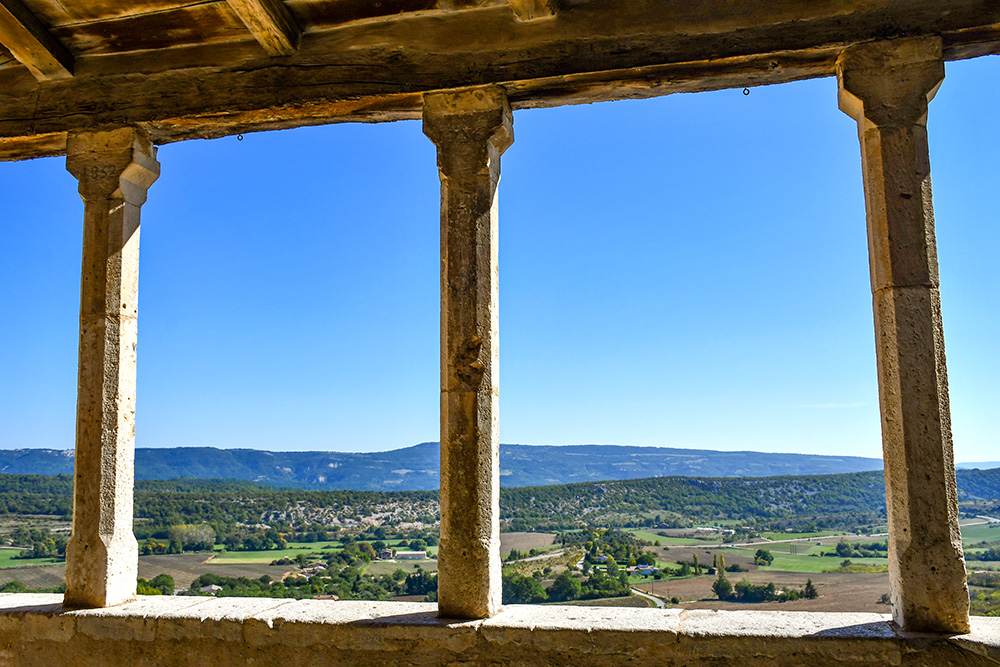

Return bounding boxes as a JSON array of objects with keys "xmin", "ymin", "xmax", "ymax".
[{"xmin": 0, "ymin": 467, "xmax": 997, "ymax": 535}]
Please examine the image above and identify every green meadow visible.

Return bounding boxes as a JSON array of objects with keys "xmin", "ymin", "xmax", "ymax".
[
  {"xmin": 757, "ymin": 531, "xmax": 840, "ymax": 541},
  {"xmin": 0, "ymin": 548, "xmax": 61, "ymax": 569},
  {"xmin": 626, "ymin": 530, "xmax": 703, "ymax": 546},
  {"xmin": 960, "ymin": 522, "xmax": 1000, "ymax": 545},
  {"xmin": 208, "ymin": 539, "xmax": 437, "ymax": 565}
]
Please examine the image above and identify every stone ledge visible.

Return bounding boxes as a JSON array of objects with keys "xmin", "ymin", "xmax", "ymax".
[{"xmin": 0, "ymin": 594, "xmax": 997, "ymax": 666}]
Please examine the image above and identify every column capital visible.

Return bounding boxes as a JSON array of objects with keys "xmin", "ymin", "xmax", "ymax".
[
  {"xmin": 837, "ymin": 37, "xmax": 944, "ymax": 128},
  {"xmin": 66, "ymin": 128, "xmax": 159, "ymax": 205},
  {"xmin": 422, "ymin": 86, "xmax": 513, "ymax": 179}
]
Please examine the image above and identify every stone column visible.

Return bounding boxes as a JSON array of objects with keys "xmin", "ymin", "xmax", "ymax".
[
  {"xmin": 63, "ymin": 128, "xmax": 159, "ymax": 609},
  {"xmin": 838, "ymin": 37, "xmax": 969, "ymax": 634},
  {"xmin": 423, "ymin": 86, "xmax": 513, "ymax": 619}
]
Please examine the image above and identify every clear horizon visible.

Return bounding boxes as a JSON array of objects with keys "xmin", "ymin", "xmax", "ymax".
[
  {"xmin": 3, "ymin": 441, "xmax": 1000, "ymax": 467},
  {"xmin": 1, "ymin": 57, "xmax": 997, "ymax": 463}
]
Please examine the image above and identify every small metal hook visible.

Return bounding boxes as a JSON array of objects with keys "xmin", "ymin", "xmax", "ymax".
[
  {"xmin": 237, "ymin": 134, "xmax": 244, "ymax": 141},
  {"xmin": 742, "ymin": 87, "xmax": 750, "ymax": 96}
]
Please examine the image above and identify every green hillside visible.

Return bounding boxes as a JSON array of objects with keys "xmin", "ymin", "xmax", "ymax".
[
  {"xmin": 0, "ymin": 467, "xmax": 995, "ymax": 532},
  {"xmin": 0, "ymin": 443, "xmax": 886, "ymax": 490}
]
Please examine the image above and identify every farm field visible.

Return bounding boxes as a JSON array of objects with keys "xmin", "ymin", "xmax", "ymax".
[
  {"xmin": 366, "ymin": 560, "xmax": 436, "ymax": 577},
  {"xmin": 0, "ymin": 562, "xmax": 64, "ymax": 589},
  {"xmin": 0, "ymin": 553, "xmax": 296, "ymax": 591},
  {"xmin": 0, "ymin": 535, "xmax": 454, "ymax": 592},
  {"xmin": 208, "ymin": 541, "xmax": 439, "ymax": 565},
  {"xmin": 965, "ymin": 561, "xmax": 1000, "ymax": 571},
  {"xmin": 0, "ymin": 548, "xmax": 61, "ymax": 569},
  {"xmin": 743, "ymin": 551, "xmax": 886, "ymax": 574},
  {"xmin": 626, "ymin": 530, "xmax": 703, "ymax": 545},
  {"xmin": 0, "ymin": 517, "xmax": 993, "ymax": 609},
  {"xmin": 499, "ymin": 532, "xmax": 556, "ymax": 555},
  {"xmin": 757, "ymin": 531, "xmax": 841, "ymax": 541},
  {"xmin": 0, "ymin": 516, "xmax": 70, "ymax": 535},
  {"xmin": 210, "ymin": 547, "xmax": 325, "ymax": 564},
  {"xmin": 141, "ymin": 553, "xmax": 292, "ymax": 589},
  {"xmin": 959, "ymin": 522, "xmax": 1000, "ymax": 544},
  {"xmin": 660, "ymin": 571, "xmax": 892, "ymax": 613}
]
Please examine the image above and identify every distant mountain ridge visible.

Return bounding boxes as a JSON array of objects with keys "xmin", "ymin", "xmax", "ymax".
[
  {"xmin": 0, "ymin": 443, "xmax": 887, "ymax": 491},
  {"xmin": 957, "ymin": 461, "xmax": 1000, "ymax": 470}
]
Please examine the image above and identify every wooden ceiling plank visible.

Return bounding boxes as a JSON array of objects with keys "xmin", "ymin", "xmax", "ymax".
[
  {"xmin": 0, "ymin": 0, "xmax": 72, "ymax": 79},
  {"xmin": 226, "ymin": 0, "xmax": 300, "ymax": 56},
  {"xmin": 25, "ymin": 0, "xmax": 213, "ymax": 28},
  {"xmin": 0, "ymin": 0, "xmax": 999, "ymax": 159},
  {"xmin": 507, "ymin": 0, "xmax": 556, "ymax": 21},
  {"xmin": 50, "ymin": 4, "xmax": 247, "ymax": 57}
]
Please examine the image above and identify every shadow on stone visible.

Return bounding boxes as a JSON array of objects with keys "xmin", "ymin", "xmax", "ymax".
[
  {"xmin": 809, "ymin": 621, "xmax": 897, "ymax": 639},
  {"xmin": 350, "ymin": 610, "xmax": 457, "ymax": 627}
]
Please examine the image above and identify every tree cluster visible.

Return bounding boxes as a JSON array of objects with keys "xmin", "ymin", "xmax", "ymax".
[
  {"xmin": 713, "ymin": 557, "xmax": 818, "ymax": 604},
  {"xmin": 185, "ymin": 564, "xmax": 436, "ymax": 601},
  {"xmin": 137, "ymin": 574, "xmax": 175, "ymax": 596},
  {"xmin": 966, "ymin": 547, "xmax": 1000, "ymax": 562},
  {"xmin": 8, "ymin": 527, "xmax": 67, "ymax": 560}
]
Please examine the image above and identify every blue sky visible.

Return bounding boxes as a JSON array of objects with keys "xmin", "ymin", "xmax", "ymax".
[{"xmin": 1, "ymin": 56, "xmax": 997, "ymax": 462}]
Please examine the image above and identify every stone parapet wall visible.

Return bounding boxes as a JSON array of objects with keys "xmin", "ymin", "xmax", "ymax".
[{"xmin": 0, "ymin": 594, "xmax": 997, "ymax": 666}]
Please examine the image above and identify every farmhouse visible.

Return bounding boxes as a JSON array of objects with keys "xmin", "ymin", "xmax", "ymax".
[
  {"xmin": 396, "ymin": 551, "xmax": 429, "ymax": 560},
  {"xmin": 0, "ymin": 0, "xmax": 998, "ymax": 665}
]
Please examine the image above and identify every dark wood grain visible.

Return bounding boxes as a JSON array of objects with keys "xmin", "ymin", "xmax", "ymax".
[{"xmin": 0, "ymin": 0, "xmax": 998, "ymax": 158}]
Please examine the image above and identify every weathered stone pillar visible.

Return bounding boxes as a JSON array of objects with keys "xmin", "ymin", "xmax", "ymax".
[
  {"xmin": 838, "ymin": 37, "xmax": 969, "ymax": 634},
  {"xmin": 423, "ymin": 86, "xmax": 512, "ymax": 619},
  {"xmin": 63, "ymin": 128, "xmax": 159, "ymax": 609}
]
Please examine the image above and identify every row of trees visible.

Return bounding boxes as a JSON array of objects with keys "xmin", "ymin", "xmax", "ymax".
[
  {"xmin": 137, "ymin": 574, "xmax": 175, "ymax": 595},
  {"xmin": 185, "ymin": 564, "xmax": 437, "ymax": 601},
  {"xmin": 501, "ymin": 569, "xmax": 630, "ymax": 605},
  {"xmin": 966, "ymin": 547, "xmax": 1000, "ymax": 561},
  {"xmin": 133, "ymin": 521, "xmax": 439, "ymax": 563},
  {"xmin": 828, "ymin": 538, "xmax": 888, "ymax": 559}
]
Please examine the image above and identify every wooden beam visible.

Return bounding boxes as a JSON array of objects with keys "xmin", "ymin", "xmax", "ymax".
[
  {"xmin": 0, "ymin": 0, "xmax": 72, "ymax": 80},
  {"xmin": 0, "ymin": 131, "xmax": 65, "ymax": 161},
  {"xmin": 507, "ymin": 0, "xmax": 557, "ymax": 21},
  {"xmin": 226, "ymin": 0, "xmax": 300, "ymax": 56},
  {"xmin": 0, "ymin": 0, "xmax": 998, "ymax": 159}
]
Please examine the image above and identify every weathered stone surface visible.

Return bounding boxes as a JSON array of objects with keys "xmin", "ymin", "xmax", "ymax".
[
  {"xmin": 424, "ymin": 86, "xmax": 512, "ymax": 620},
  {"xmin": 0, "ymin": 596, "xmax": 998, "ymax": 666},
  {"xmin": 62, "ymin": 128, "xmax": 159, "ymax": 610},
  {"xmin": 838, "ymin": 37, "xmax": 969, "ymax": 634}
]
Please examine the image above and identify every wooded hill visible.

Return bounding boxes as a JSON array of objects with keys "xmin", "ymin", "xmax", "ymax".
[
  {"xmin": 0, "ymin": 467, "xmax": 996, "ymax": 532},
  {"xmin": 0, "ymin": 443, "xmax": 885, "ymax": 490}
]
